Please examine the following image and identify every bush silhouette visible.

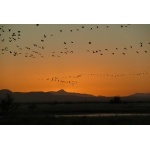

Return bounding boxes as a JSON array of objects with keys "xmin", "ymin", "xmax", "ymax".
[
  {"xmin": 0, "ymin": 93, "xmax": 18, "ymax": 117},
  {"xmin": 110, "ymin": 96, "xmax": 121, "ymax": 104}
]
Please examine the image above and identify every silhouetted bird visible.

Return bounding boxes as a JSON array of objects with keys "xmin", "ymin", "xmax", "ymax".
[
  {"xmin": 136, "ymin": 51, "xmax": 139, "ymax": 54},
  {"xmin": 8, "ymin": 29, "xmax": 11, "ymax": 32},
  {"xmin": 64, "ymin": 42, "xmax": 66, "ymax": 44},
  {"xmin": 60, "ymin": 30, "xmax": 62, "ymax": 32},
  {"xmin": 36, "ymin": 24, "xmax": 39, "ymax": 26},
  {"xmin": 44, "ymin": 34, "xmax": 46, "ymax": 38},
  {"xmin": 145, "ymin": 51, "xmax": 147, "ymax": 53},
  {"xmin": 71, "ymin": 41, "xmax": 73, "ymax": 43},
  {"xmin": 70, "ymin": 30, "xmax": 73, "ymax": 32},
  {"xmin": 41, "ymin": 40, "xmax": 44, "ymax": 42},
  {"xmin": 130, "ymin": 46, "xmax": 132, "ymax": 49},
  {"xmin": 112, "ymin": 53, "xmax": 114, "ymax": 55},
  {"xmin": 82, "ymin": 26, "xmax": 84, "ymax": 28},
  {"xmin": 122, "ymin": 53, "xmax": 125, "ymax": 55},
  {"xmin": 121, "ymin": 25, "xmax": 123, "ymax": 28},
  {"xmin": 89, "ymin": 42, "xmax": 91, "ymax": 44}
]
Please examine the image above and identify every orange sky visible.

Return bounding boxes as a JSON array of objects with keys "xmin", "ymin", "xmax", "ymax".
[{"xmin": 0, "ymin": 24, "xmax": 150, "ymax": 96}]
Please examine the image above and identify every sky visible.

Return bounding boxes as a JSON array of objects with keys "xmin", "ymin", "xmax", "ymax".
[{"xmin": 0, "ymin": 24, "xmax": 150, "ymax": 96}]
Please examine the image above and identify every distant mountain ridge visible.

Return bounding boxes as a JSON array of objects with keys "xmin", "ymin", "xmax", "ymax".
[
  {"xmin": 51, "ymin": 89, "xmax": 94, "ymax": 97},
  {"xmin": 0, "ymin": 89, "xmax": 150, "ymax": 103},
  {"xmin": 0, "ymin": 89, "xmax": 97, "ymax": 103}
]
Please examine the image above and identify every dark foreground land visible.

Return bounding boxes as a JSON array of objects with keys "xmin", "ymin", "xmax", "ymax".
[{"xmin": 1, "ymin": 102, "xmax": 150, "ymax": 125}]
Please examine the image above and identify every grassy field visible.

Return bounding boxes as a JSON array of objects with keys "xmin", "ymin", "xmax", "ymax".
[{"xmin": 1, "ymin": 102, "xmax": 150, "ymax": 124}]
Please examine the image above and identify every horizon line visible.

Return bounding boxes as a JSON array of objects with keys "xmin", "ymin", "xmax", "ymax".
[{"xmin": 1, "ymin": 88, "xmax": 150, "ymax": 97}]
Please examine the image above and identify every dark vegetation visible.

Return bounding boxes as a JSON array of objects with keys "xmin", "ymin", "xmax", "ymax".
[
  {"xmin": 1, "ymin": 93, "xmax": 150, "ymax": 125},
  {"xmin": 0, "ymin": 93, "xmax": 18, "ymax": 118}
]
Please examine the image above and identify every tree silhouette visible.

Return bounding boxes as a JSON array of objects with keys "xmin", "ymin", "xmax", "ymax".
[
  {"xmin": 110, "ymin": 96, "xmax": 121, "ymax": 104},
  {"xmin": 0, "ymin": 93, "xmax": 18, "ymax": 117}
]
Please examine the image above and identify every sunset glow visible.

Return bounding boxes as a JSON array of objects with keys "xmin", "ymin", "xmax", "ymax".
[{"xmin": 0, "ymin": 24, "xmax": 150, "ymax": 96}]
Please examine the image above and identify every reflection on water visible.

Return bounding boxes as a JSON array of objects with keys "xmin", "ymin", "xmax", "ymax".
[{"xmin": 54, "ymin": 113, "xmax": 150, "ymax": 118}]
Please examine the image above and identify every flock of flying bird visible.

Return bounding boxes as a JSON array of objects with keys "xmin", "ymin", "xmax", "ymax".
[
  {"xmin": 1, "ymin": 24, "xmax": 150, "ymax": 86},
  {"xmin": 39, "ymin": 72, "xmax": 149, "ymax": 86},
  {"xmin": 1, "ymin": 24, "xmax": 150, "ymax": 58}
]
